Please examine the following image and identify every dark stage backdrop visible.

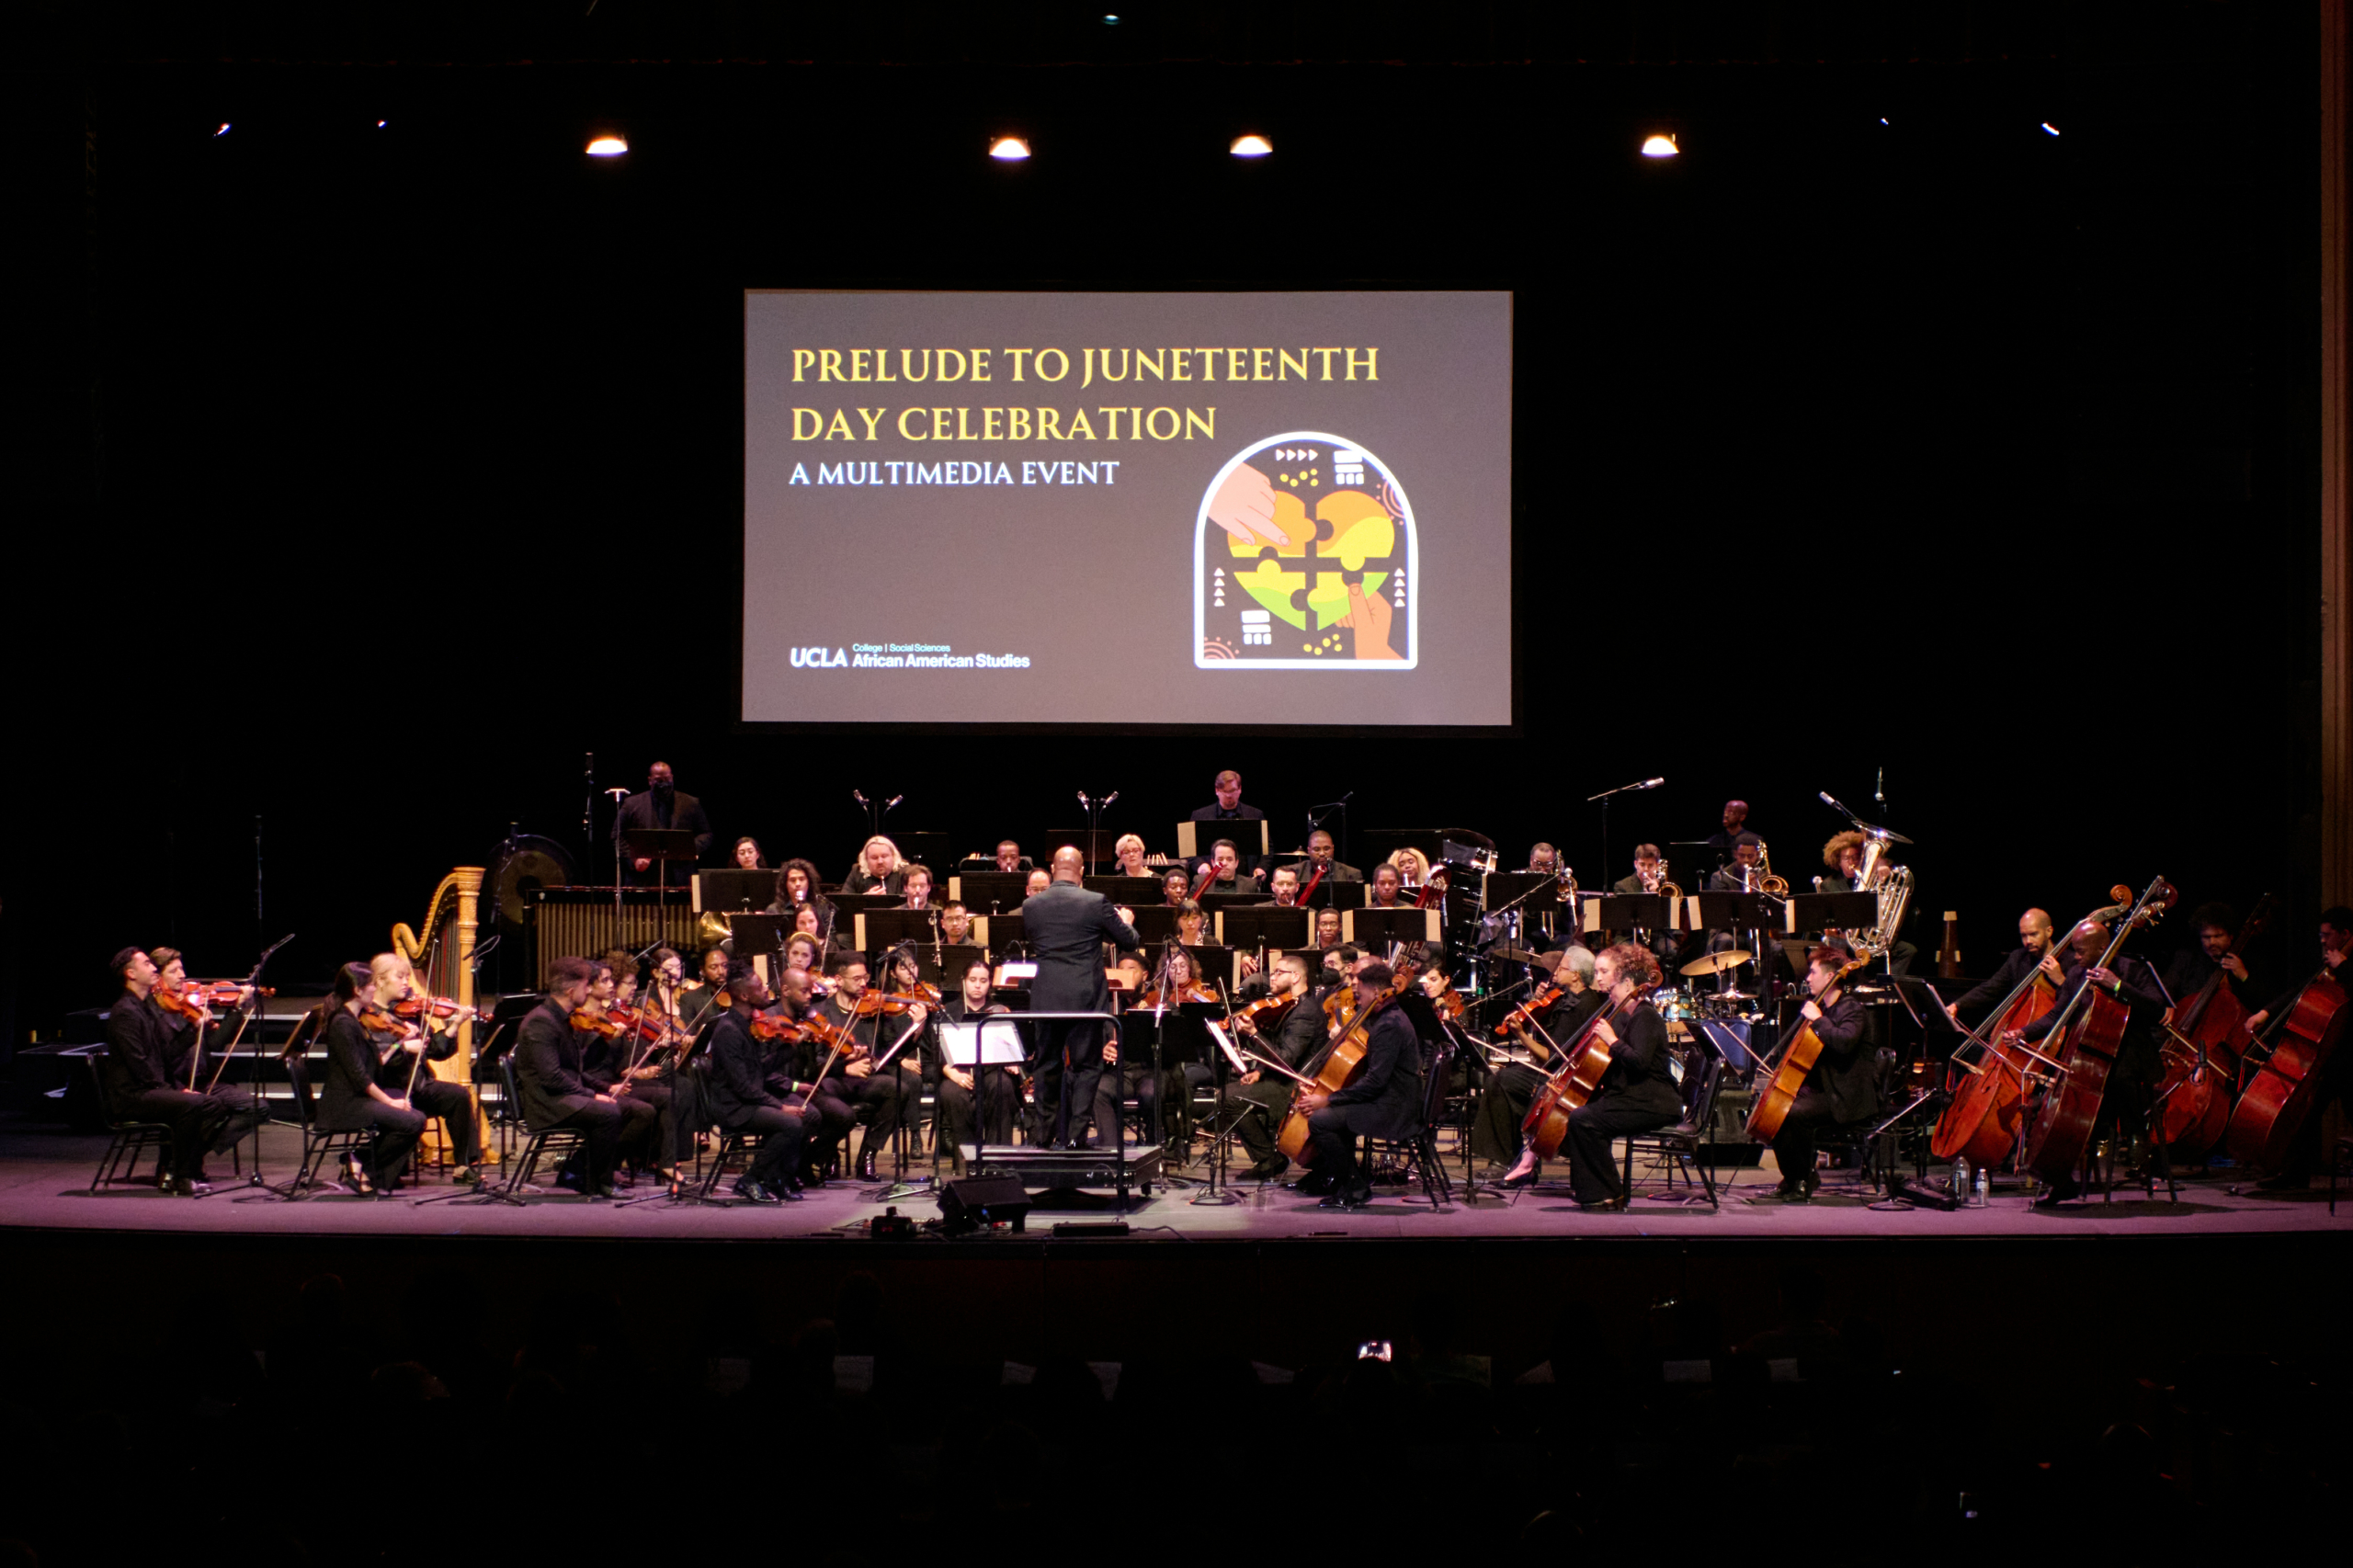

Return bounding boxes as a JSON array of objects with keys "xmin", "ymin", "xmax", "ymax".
[{"xmin": 5, "ymin": 14, "xmax": 2326, "ymax": 1045}]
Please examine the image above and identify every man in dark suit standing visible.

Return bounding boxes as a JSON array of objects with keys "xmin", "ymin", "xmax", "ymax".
[
  {"xmin": 511, "ymin": 956, "xmax": 625, "ymax": 1196},
  {"xmin": 614, "ymin": 761, "xmax": 713, "ymax": 886},
  {"xmin": 1296, "ymin": 961, "xmax": 1424, "ymax": 1208},
  {"xmin": 1021, "ymin": 846, "xmax": 1140, "ymax": 1146}
]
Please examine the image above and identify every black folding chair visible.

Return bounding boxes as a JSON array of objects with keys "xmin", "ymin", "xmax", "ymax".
[
  {"xmin": 281, "ymin": 1053, "xmax": 379, "ymax": 1197},
  {"xmin": 84, "ymin": 1050, "xmax": 180, "ymax": 1194},
  {"xmin": 1363, "ymin": 1039, "xmax": 1456, "ymax": 1209},
  {"xmin": 1621, "ymin": 1048, "xmax": 1728, "ymax": 1208}
]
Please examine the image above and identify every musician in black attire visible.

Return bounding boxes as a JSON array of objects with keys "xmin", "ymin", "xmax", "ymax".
[
  {"xmin": 2159, "ymin": 903, "xmax": 2257, "ymax": 1010},
  {"xmin": 574, "ymin": 956, "xmax": 665, "ymax": 1179},
  {"xmin": 1297, "ymin": 962, "xmax": 1425, "ymax": 1209},
  {"xmin": 2222, "ymin": 907, "xmax": 2352, "ymax": 1188},
  {"xmin": 700, "ymin": 966, "xmax": 808, "ymax": 1202},
  {"xmin": 840, "ymin": 836, "xmax": 908, "ymax": 897},
  {"xmin": 1230, "ymin": 952, "xmax": 1324, "ymax": 1178},
  {"xmin": 99, "ymin": 949, "xmax": 233, "ymax": 1193},
  {"xmin": 929, "ymin": 957, "xmax": 1022, "ymax": 1169},
  {"xmin": 511, "ymin": 956, "xmax": 626, "ymax": 1197},
  {"xmin": 1554, "ymin": 943, "xmax": 1684, "ymax": 1209},
  {"xmin": 2009, "ymin": 919, "xmax": 2169, "ymax": 1202},
  {"xmin": 1477, "ymin": 947, "xmax": 1602, "ymax": 1176},
  {"xmin": 1190, "ymin": 770, "xmax": 1266, "ymax": 870},
  {"xmin": 1701, "ymin": 800, "xmax": 1754, "ymax": 866},
  {"xmin": 1610, "ymin": 844, "xmax": 1669, "ymax": 896},
  {"xmin": 1756, "ymin": 947, "xmax": 1873, "ymax": 1202},
  {"xmin": 809, "ymin": 951, "xmax": 905, "ymax": 1180},
  {"xmin": 146, "ymin": 948, "xmax": 267, "ymax": 1172},
  {"xmin": 1021, "ymin": 846, "xmax": 1142, "ymax": 1147},
  {"xmin": 361, "ymin": 954, "xmax": 483, "ymax": 1184},
  {"xmin": 1942, "ymin": 909, "xmax": 2061, "ymax": 1024},
  {"xmin": 316, "ymin": 960, "xmax": 428, "ymax": 1195},
  {"xmin": 1292, "ymin": 829, "xmax": 1363, "ymax": 885},
  {"xmin": 613, "ymin": 761, "xmax": 712, "ymax": 885}
]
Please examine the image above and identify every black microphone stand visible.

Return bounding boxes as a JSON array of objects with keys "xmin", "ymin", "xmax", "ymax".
[{"xmin": 1586, "ymin": 777, "xmax": 1662, "ymax": 894}]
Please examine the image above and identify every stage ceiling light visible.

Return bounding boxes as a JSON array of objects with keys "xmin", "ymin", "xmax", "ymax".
[
  {"xmin": 1231, "ymin": 134, "xmax": 1272, "ymax": 157},
  {"xmin": 990, "ymin": 135, "xmax": 1031, "ymax": 161},
  {"xmin": 1640, "ymin": 133, "xmax": 1679, "ymax": 158},
  {"xmin": 585, "ymin": 133, "xmax": 629, "ymax": 157},
  {"xmin": 214, "ymin": 122, "xmax": 230, "ymax": 136},
  {"xmin": 2040, "ymin": 121, "xmax": 2062, "ymax": 136}
]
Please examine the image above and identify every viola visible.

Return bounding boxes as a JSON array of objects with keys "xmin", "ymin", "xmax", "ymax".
[
  {"xmin": 1495, "ymin": 983, "xmax": 1566, "ymax": 1039},
  {"xmin": 1231, "ymin": 992, "xmax": 1302, "ymax": 1031},
  {"xmin": 2222, "ymin": 955, "xmax": 2350, "ymax": 1169},
  {"xmin": 1141, "ymin": 982, "xmax": 1217, "ymax": 1007},
  {"xmin": 358, "ymin": 1006, "xmax": 406, "ymax": 1035},
  {"xmin": 155, "ymin": 986, "xmax": 213, "ymax": 1023},
  {"xmin": 569, "ymin": 1007, "xmax": 627, "ymax": 1041},
  {"xmin": 1422, "ymin": 977, "xmax": 1469, "ymax": 1021},
  {"xmin": 2022, "ymin": 877, "xmax": 2177, "ymax": 1187},
  {"xmin": 392, "ymin": 993, "xmax": 482, "ymax": 1026},
  {"xmin": 1746, "ymin": 956, "xmax": 1874, "ymax": 1142},
  {"xmin": 2152, "ymin": 894, "xmax": 2278, "ymax": 1160},
  {"xmin": 1522, "ymin": 985, "xmax": 1653, "ymax": 1159}
]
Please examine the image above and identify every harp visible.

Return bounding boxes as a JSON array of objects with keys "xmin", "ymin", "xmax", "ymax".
[{"xmin": 392, "ymin": 867, "xmax": 489, "ymax": 1159}]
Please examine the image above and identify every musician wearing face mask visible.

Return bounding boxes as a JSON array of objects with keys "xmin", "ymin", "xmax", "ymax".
[
  {"xmin": 614, "ymin": 762, "xmax": 712, "ymax": 885},
  {"xmin": 1229, "ymin": 952, "xmax": 1324, "ymax": 1179},
  {"xmin": 1473, "ymin": 947, "xmax": 1601, "ymax": 1176},
  {"xmin": 1752, "ymin": 947, "xmax": 1871, "ymax": 1202},
  {"xmin": 2006, "ymin": 918, "xmax": 2168, "ymax": 1201}
]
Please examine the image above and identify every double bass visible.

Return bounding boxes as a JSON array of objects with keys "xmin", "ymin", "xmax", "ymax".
[
  {"xmin": 2152, "ymin": 893, "xmax": 2279, "ymax": 1160},
  {"xmin": 1746, "ymin": 955, "xmax": 1873, "ymax": 1141},
  {"xmin": 1519, "ymin": 984, "xmax": 1651, "ymax": 1161},
  {"xmin": 2020, "ymin": 876, "xmax": 2177, "ymax": 1187},
  {"xmin": 2222, "ymin": 949, "xmax": 2350, "ymax": 1169},
  {"xmin": 1930, "ymin": 888, "xmax": 2132, "ymax": 1168}
]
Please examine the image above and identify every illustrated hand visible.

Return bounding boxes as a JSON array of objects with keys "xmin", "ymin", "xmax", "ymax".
[
  {"xmin": 1207, "ymin": 463, "xmax": 1286, "ymax": 547},
  {"xmin": 1342, "ymin": 582, "xmax": 1402, "ymax": 661}
]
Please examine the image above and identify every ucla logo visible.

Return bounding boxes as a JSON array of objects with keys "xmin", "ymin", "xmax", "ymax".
[{"xmin": 790, "ymin": 646, "xmax": 847, "ymax": 668}]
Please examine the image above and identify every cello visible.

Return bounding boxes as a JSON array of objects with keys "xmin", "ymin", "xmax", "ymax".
[
  {"xmin": 2222, "ymin": 948, "xmax": 2350, "ymax": 1169},
  {"xmin": 2020, "ymin": 876, "xmax": 2177, "ymax": 1188},
  {"xmin": 1273, "ymin": 976, "xmax": 1407, "ymax": 1165},
  {"xmin": 2152, "ymin": 893, "xmax": 2278, "ymax": 1160},
  {"xmin": 1930, "ymin": 888, "xmax": 2132, "ymax": 1169},
  {"xmin": 1519, "ymin": 983, "xmax": 1652, "ymax": 1161},
  {"xmin": 1745, "ymin": 954, "xmax": 1872, "ymax": 1141}
]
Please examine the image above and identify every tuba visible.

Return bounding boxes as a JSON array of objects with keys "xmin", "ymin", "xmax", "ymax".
[{"xmin": 1854, "ymin": 862, "xmax": 1914, "ymax": 959}]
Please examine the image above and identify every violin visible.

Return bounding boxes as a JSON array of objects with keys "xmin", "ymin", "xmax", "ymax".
[
  {"xmin": 358, "ymin": 1006, "xmax": 406, "ymax": 1035},
  {"xmin": 392, "ymin": 993, "xmax": 482, "ymax": 1026},
  {"xmin": 892, "ymin": 982, "xmax": 943, "ymax": 1006},
  {"xmin": 158, "ymin": 981, "xmax": 267, "ymax": 1020},
  {"xmin": 1422, "ymin": 977, "xmax": 1469, "ymax": 1021},
  {"xmin": 1495, "ymin": 983, "xmax": 1566, "ymax": 1039},
  {"xmin": 1230, "ymin": 992, "xmax": 1302, "ymax": 1031},
  {"xmin": 569, "ymin": 1007, "xmax": 627, "ymax": 1040},
  {"xmin": 1141, "ymin": 982, "xmax": 1217, "ymax": 1007},
  {"xmin": 154, "ymin": 986, "xmax": 213, "ymax": 1023}
]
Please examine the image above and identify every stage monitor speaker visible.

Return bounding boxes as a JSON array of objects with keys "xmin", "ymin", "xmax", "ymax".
[{"xmin": 939, "ymin": 1174, "xmax": 1032, "ymax": 1236}]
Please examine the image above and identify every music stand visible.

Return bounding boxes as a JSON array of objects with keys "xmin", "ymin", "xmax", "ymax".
[
  {"xmin": 694, "ymin": 869, "xmax": 777, "ymax": 915},
  {"xmin": 824, "ymin": 892, "xmax": 905, "ymax": 920},
  {"xmin": 1046, "ymin": 826, "xmax": 1116, "ymax": 869},
  {"xmin": 949, "ymin": 870, "xmax": 1034, "ymax": 913},
  {"xmin": 1176, "ymin": 820, "xmax": 1269, "ymax": 860},
  {"xmin": 1345, "ymin": 908, "xmax": 1442, "ymax": 953},
  {"xmin": 1128, "ymin": 907, "xmax": 1184, "ymax": 947},
  {"xmin": 1182, "ymin": 943, "xmax": 1238, "ymax": 990},
  {"xmin": 722, "ymin": 914, "xmax": 795, "ymax": 984},
  {"xmin": 940, "ymin": 1018, "xmax": 1029, "ymax": 1166},
  {"xmin": 621, "ymin": 827, "xmax": 698, "ymax": 952},
  {"xmin": 1199, "ymin": 890, "xmax": 1272, "ymax": 915},
  {"xmin": 856, "ymin": 908, "xmax": 938, "ymax": 960},
  {"xmin": 930, "ymin": 943, "xmax": 988, "ymax": 987},
  {"xmin": 1085, "ymin": 876, "xmax": 1166, "ymax": 903},
  {"xmin": 1217, "ymin": 905, "xmax": 1310, "ymax": 955},
  {"xmin": 1585, "ymin": 893, "xmax": 1675, "ymax": 935},
  {"xmin": 1302, "ymin": 879, "xmax": 1366, "ymax": 912},
  {"xmin": 974, "ymin": 912, "xmax": 1026, "ymax": 951},
  {"xmin": 1693, "ymin": 892, "xmax": 1779, "ymax": 997},
  {"xmin": 1782, "ymin": 892, "xmax": 1878, "ymax": 936}
]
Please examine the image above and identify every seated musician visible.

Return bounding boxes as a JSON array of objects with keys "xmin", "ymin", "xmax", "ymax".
[
  {"xmin": 782, "ymin": 930, "xmax": 828, "ymax": 982},
  {"xmin": 992, "ymin": 839, "xmax": 1032, "ymax": 873},
  {"xmin": 767, "ymin": 858, "xmax": 836, "ymax": 939},
  {"xmin": 1162, "ymin": 869, "xmax": 1194, "ymax": 907},
  {"xmin": 677, "ymin": 945, "xmax": 733, "ymax": 1027},
  {"xmin": 1611, "ymin": 844, "xmax": 1668, "ymax": 895},
  {"xmin": 100, "ymin": 948, "xmax": 240, "ymax": 1194},
  {"xmin": 1296, "ymin": 828, "xmax": 1361, "ymax": 883},
  {"xmin": 731, "ymin": 836, "xmax": 767, "ymax": 869},
  {"xmin": 1092, "ymin": 946, "xmax": 1201, "ymax": 1150},
  {"xmin": 1387, "ymin": 847, "xmax": 1431, "ymax": 890},
  {"xmin": 2005, "ymin": 918, "xmax": 2168, "ymax": 1201},
  {"xmin": 1756, "ymin": 946, "xmax": 1873, "ymax": 1202},
  {"xmin": 2238, "ymin": 907, "xmax": 2353, "ymax": 1190},
  {"xmin": 510, "ymin": 957, "xmax": 627, "ymax": 1195},
  {"xmin": 809, "ymin": 951, "xmax": 905, "ymax": 1181},
  {"xmin": 1267, "ymin": 865, "xmax": 1303, "ymax": 908},
  {"xmin": 875, "ymin": 942, "xmax": 936, "ymax": 1107},
  {"xmin": 1293, "ymin": 961, "xmax": 1424, "ymax": 1209},
  {"xmin": 1025, "ymin": 868, "xmax": 1052, "ymax": 901},
  {"xmin": 1230, "ymin": 951, "xmax": 1325, "ymax": 1179},
  {"xmin": 1197, "ymin": 838, "xmax": 1260, "ymax": 896},
  {"xmin": 841, "ymin": 836, "xmax": 906, "ymax": 896},
  {"xmin": 2161, "ymin": 903, "xmax": 2256, "ymax": 1009},
  {"xmin": 1320, "ymin": 939, "xmax": 1360, "ymax": 982},
  {"xmin": 897, "ymin": 864, "xmax": 937, "ymax": 910},
  {"xmin": 1475, "ymin": 946, "xmax": 1601, "ymax": 1177},
  {"xmin": 701, "ymin": 963, "xmax": 808, "ymax": 1203},
  {"xmin": 578, "ymin": 954, "xmax": 665, "ymax": 1182},
  {"xmin": 1525, "ymin": 843, "xmax": 1560, "ymax": 876},
  {"xmin": 1816, "ymin": 831, "xmax": 1863, "ymax": 892},
  {"xmin": 1112, "ymin": 834, "xmax": 1155, "ymax": 880},
  {"xmin": 145, "ymin": 948, "xmax": 267, "ymax": 1170},
  {"xmin": 1366, "ymin": 864, "xmax": 1408, "ymax": 909},
  {"xmin": 1556, "ymin": 944, "xmax": 1679, "ymax": 1208},
  {"xmin": 1313, "ymin": 908, "xmax": 1345, "ymax": 953},
  {"xmin": 1942, "ymin": 909, "xmax": 2061, "ymax": 1025},
  {"xmin": 1174, "ymin": 900, "xmax": 1210, "ymax": 948},
  {"xmin": 315, "ymin": 960, "xmax": 430, "ymax": 1195},
  {"xmin": 367, "ymin": 952, "xmax": 483, "ymax": 1186},
  {"xmin": 939, "ymin": 901, "xmax": 976, "ymax": 947},
  {"xmin": 1702, "ymin": 800, "xmax": 1754, "ymax": 865},
  {"xmin": 929, "ymin": 956, "xmax": 1022, "ymax": 1168},
  {"xmin": 1708, "ymin": 834, "xmax": 1765, "ymax": 891},
  {"xmin": 637, "ymin": 945, "xmax": 702, "ymax": 1176}
]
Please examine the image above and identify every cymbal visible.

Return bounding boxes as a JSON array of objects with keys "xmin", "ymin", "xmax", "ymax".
[
  {"xmin": 1855, "ymin": 819, "xmax": 1915, "ymax": 845},
  {"xmin": 1490, "ymin": 947, "xmax": 1546, "ymax": 966},
  {"xmin": 1666, "ymin": 839, "xmax": 1722, "ymax": 846},
  {"xmin": 1680, "ymin": 949, "xmax": 1752, "ymax": 977}
]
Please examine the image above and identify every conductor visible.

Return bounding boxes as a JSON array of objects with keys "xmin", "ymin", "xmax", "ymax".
[{"xmin": 1021, "ymin": 846, "xmax": 1140, "ymax": 1147}]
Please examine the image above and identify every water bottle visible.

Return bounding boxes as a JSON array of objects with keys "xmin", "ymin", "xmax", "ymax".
[
  {"xmin": 1950, "ymin": 1156, "xmax": 1971, "ymax": 1204},
  {"xmin": 1972, "ymin": 1165, "xmax": 1989, "ymax": 1208}
]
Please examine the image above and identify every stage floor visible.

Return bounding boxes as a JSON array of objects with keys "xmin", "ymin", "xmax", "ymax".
[{"xmin": 5, "ymin": 1117, "xmax": 2347, "ymax": 1244}]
